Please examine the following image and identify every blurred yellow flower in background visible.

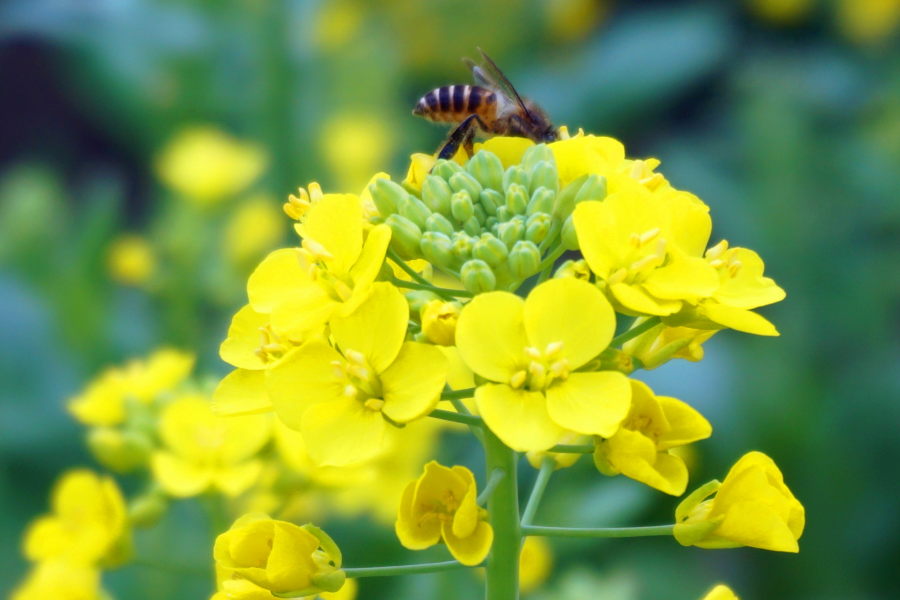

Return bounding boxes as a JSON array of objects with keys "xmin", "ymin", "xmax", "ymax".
[
  {"xmin": 837, "ymin": 0, "xmax": 900, "ymax": 44},
  {"xmin": 701, "ymin": 584, "xmax": 739, "ymax": 600},
  {"xmin": 152, "ymin": 395, "xmax": 271, "ymax": 497},
  {"xmin": 519, "ymin": 536, "xmax": 553, "ymax": 594},
  {"xmin": 224, "ymin": 195, "xmax": 286, "ymax": 267},
  {"xmin": 396, "ymin": 462, "xmax": 493, "ymax": 566},
  {"xmin": 107, "ymin": 234, "xmax": 156, "ymax": 286},
  {"xmin": 156, "ymin": 126, "xmax": 268, "ymax": 206},
  {"xmin": 675, "ymin": 452, "xmax": 805, "ymax": 552},
  {"xmin": 321, "ymin": 114, "xmax": 395, "ymax": 192},
  {"xmin": 10, "ymin": 560, "xmax": 102, "ymax": 600},
  {"xmin": 748, "ymin": 0, "xmax": 815, "ymax": 25},
  {"xmin": 544, "ymin": 0, "xmax": 607, "ymax": 42},
  {"xmin": 23, "ymin": 470, "xmax": 130, "ymax": 566}
]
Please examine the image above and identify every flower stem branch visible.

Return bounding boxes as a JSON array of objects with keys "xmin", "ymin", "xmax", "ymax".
[
  {"xmin": 428, "ymin": 408, "xmax": 483, "ymax": 427},
  {"xmin": 520, "ymin": 524, "xmax": 675, "ymax": 538},
  {"xmin": 441, "ymin": 388, "xmax": 476, "ymax": 401},
  {"xmin": 520, "ymin": 457, "xmax": 555, "ymax": 529},
  {"xmin": 448, "ymin": 396, "xmax": 484, "ymax": 444},
  {"xmin": 546, "ymin": 443, "xmax": 595, "ymax": 454},
  {"xmin": 390, "ymin": 276, "xmax": 473, "ymax": 299},
  {"xmin": 477, "ymin": 468, "xmax": 507, "ymax": 506},
  {"xmin": 342, "ymin": 560, "xmax": 473, "ymax": 578},
  {"xmin": 610, "ymin": 317, "xmax": 662, "ymax": 348},
  {"xmin": 387, "ymin": 248, "xmax": 432, "ymax": 287}
]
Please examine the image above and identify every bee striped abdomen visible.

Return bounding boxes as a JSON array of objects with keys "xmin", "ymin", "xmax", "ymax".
[{"xmin": 413, "ymin": 85, "xmax": 496, "ymax": 123}]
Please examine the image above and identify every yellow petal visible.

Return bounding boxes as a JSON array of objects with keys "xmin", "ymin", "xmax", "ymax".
[
  {"xmin": 456, "ymin": 292, "xmax": 528, "ymax": 383},
  {"xmin": 713, "ymin": 248, "xmax": 785, "ymax": 309},
  {"xmin": 247, "ymin": 248, "xmax": 314, "ymax": 313},
  {"xmin": 475, "ymin": 384, "xmax": 564, "ymax": 452},
  {"xmin": 270, "ymin": 290, "xmax": 336, "ymax": 337},
  {"xmin": 300, "ymin": 397, "xmax": 386, "ymax": 466},
  {"xmin": 151, "ymin": 452, "xmax": 213, "ymax": 497},
  {"xmin": 331, "ymin": 282, "xmax": 407, "ymax": 374},
  {"xmin": 268, "ymin": 340, "xmax": 345, "ymax": 431},
  {"xmin": 304, "ymin": 194, "xmax": 363, "ymax": 276},
  {"xmin": 606, "ymin": 429, "xmax": 689, "ymax": 495},
  {"xmin": 713, "ymin": 501, "xmax": 799, "ymax": 552},
  {"xmin": 414, "ymin": 462, "xmax": 471, "ymax": 515},
  {"xmin": 664, "ymin": 191, "xmax": 712, "ymax": 258},
  {"xmin": 701, "ymin": 585, "xmax": 739, "ymax": 600},
  {"xmin": 610, "ymin": 282, "xmax": 681, "ymax": 316},
  {"xmin": 524, "ymin": 278, "xmax": 616, "ymax": 370},
  {"xmin": 381, "ymin": 342, "xmax": 448, "ymax": 423},
  {"xmin": 266, "ymin": 522, "xmax": 320, "ymax": 592},
  {"xmin": 442, "ymin": 520, "xmax": 493, "ymax": 566},
  {"xmin": 437, "ymin": 346, "xmax": 476, "ymax": 390},
  {"xmin": 451, "ymin": 467, "xmax": 479, "ymax": 539},
  {"xmin": 220, "ymin": 304, "xmax": 270, "ymax": 370},
  {"xmin": 702, "ymin": 303, "xmax": 779, "ymax": 336},
  {"xmin": 572, "ymin": 200, "xmax": 620, "ymax": 279},
  {"xmin": 656, "ymin": 396, "xmax": 712, "ymax": 450},
  {"xmin": 396, "ymin": 480, "xmax": 441, "ymax": 549},
  {"xmin": 545, "ymin": 372, "xmax": 631, "ymax": 438},
  {"xmin": 213, "ymin": 461, "xmax": 264, "ymax": 497},
  {"xmin": 475, "ymin": 137, "xmax": 534, "ymax": 169},
  {"xmin": 642, "ymin": 256, "xmax": 720, "ymax": 301},
  {"xmin": 212, "ymin": 369, "xmax": 273, "ymax": 416},
  {"xmin": 349, "ymin": 223, "xmax": 391, "ymax": 289}
]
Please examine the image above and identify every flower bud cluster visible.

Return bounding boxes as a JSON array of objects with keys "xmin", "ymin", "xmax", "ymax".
[{"xmin": 369, "ymin": 144, "xmax": 607, "ymax": 293}]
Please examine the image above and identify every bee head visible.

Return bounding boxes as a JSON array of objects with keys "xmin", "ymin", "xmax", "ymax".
[{"xmin": 540, "ymin": 127, "xmax": 560, "ymax": 143}]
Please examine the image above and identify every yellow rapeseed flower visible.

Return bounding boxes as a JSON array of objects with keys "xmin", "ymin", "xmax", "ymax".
[
  {"xmin": 214, "ymin": 514, "xmax": 346, "ymax": 596},
  {"xmin": 156, "ymin": 126, "xmax": 268, "ymax": 206},
  {"xmin": 674, "ymin": 452, "xmax": 805, "ymax": 552},
  {"xmin": 837, "ymin": 0, "xmax": 900, "ymax": 44},
  {"xmin": 23, "ymin": 469, "xmax": 130, "ymax": 566},
  {"xmin": 107, "ymin": 234, "xmax": 156, "ymax": 286},
  {"xmin": 456, "ymin": 277, "xmax": 631, "ymax": 452},
  {"xmin": 152, "ymin": 395, "xmax": 271, "ymax": 497},
  {"xmin": 211, "ymin": 571, "xmax": 358, "ymax": 600},
  {"xmin": 593, "ymin": 380, "xmax": 711, "ymax": 496},
  {"xmin": 10, "ymin": 561, "xmax": 102, "ymax": 600},
  {"xmin": 624, "ymin": 321, "xmax": 717, "ymax": 370},
  {"xmin": 267, "ymin": 282, "xmax": 448, "ymax": 466},
  {"xmin": 701, "ymin": 585, "xmax": 739, "ymax": 600},
  {"xmin": 420, "ymin": 299, "xmax": 460, "ymax": 346},
  {"xmin": 248, "ymin": 194, "xmax": 391, "ymax": 335},
  {"xmin": 573, "ymin": 188, "xmax": 719, "ymax": 317},
  {"xmin": 396, "ymin": 462, "xmax": 493, "ymax": 566},
  {"xmin": 519, "ymin": 536, "xmax": 553, "ymax": 594}
]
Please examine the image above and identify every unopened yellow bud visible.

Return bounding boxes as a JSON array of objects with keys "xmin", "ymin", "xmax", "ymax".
[{"xmin": 421, "ymin": 300, "xmax": 460, "ymax": 346}]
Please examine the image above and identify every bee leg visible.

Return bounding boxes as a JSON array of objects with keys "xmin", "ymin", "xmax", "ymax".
[{"xmin": 437, "ymin": 114, "xmax": 488, "ymax": 161}]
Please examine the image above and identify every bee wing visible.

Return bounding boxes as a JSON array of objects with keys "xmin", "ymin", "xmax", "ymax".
[{"xmin": 464, "ymin": 48, "xmax": 533, "ymax": 119}]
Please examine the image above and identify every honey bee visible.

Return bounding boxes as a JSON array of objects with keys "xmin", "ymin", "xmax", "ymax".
[{"xmin": 413, "ymin": 48, "xmax": 558, "ymax": 160}]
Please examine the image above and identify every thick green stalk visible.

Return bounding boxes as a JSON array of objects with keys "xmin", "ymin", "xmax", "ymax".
[
  {"xmin": 483, "ymin": 427, "xmax": 520, "ymax": 600},
  {"xmin": 520, "ymin": 524, "xmax": 675, "ymax": 538}
]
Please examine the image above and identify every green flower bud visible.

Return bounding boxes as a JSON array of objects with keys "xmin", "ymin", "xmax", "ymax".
[
  {"xmin": 502, "ymin": 165, "xmax": 531, "ymax": 194},
  {"xmin": 462, "ymin": 216, "xmax": 482, "ymax": 237},
  {"xmin": 421, "ymin": 232, "xmax": 456, "ymax": 269},
  {"xmin": 497, "ymin": 219, "xmax": 525, "ymax": 249},
  {"xmin": 451, "ymin": 233, "xmax": 474, "ymax": 262},
  {"xmin": 399, "ymin": 197, "xmax": 432, "ymax": 230},
  {"xmin": 461, "ymin": 259, "xmax": 496, "ymax": 294},
  {"xmin": 386, "ymin": 214, "xmax": 423, "ymax": 259},
  {"xmin": 88, "ymin": 428, "xmax": 153, "ymax": 473},
  {"xmin": 561, "ymin": 214, "xmax": 579, "ymax": 250},
  {"xmin": 449, "ymin": 171, "xmax": 484, "ymax": 202},
  {"xmin": 422, "ymin": 175, "xmax": 453, "ymax": 217},
  {"xmin": 529, "ymin": 161, "xmax": 559, "ymax": 195},
  {"xmin": 574, "ymin": 174, "xmax": 607, "ymax": 204},
  {"xmin": 405, "ymin": 289, "xmax": 443, "ymax": 315},
  {"xmin": 467, "ymin": 149, "xmax": 505, "ymax": 191},
  {"xmin": 432, "ymin": 159, "xmax": 465, "ymax": 180},
  {"xmin": 472, "ymin": 204, "xmax": 486, "ymax": 225},
  {"xmin": 425, "ymin": 212, "xmax": 456, "ymax": 237},
  {"xmin": 508, "ymin": 240, "xmax": 541, "ymax": 279},
  {"xmin": 496, "ymin": 206, "xmax": 514, "ymax": 222},
  {"xmin": 473, "ymin": 233, "xmax": 509, "ymax": 267},
  {"xmin": 527, "ymin": 187, "xmax": 556, "ymax": 216},
  {"xmin": 485, "ymin": 216, "xmax": 499, "ymax": 230},
  {"xmin": 369, "ymin": 178, "xmax": 409, "ymax": 217},
  {"xmin": 451, "ymin": 190, "xmax": 475, "ymax": 222},
  {"xmin": 311, "ymin": 570, "xmax": 347, "ymax": 594},
  {"xmin": 521, "ymin": 143, "xmax": 555, "ymax": 171},
  {"xmin": 525, "ymin": 213, "xmax": 552, "ymax": 245},
  {"xmin": 552, "ymin": 173, "xmax": 589, "ymax": 220},
  {"xmin": 506, "ymin": 183, "xmax": 529, "ymax": 216},
  {"xmin": 479, "ymin": 189, "xmax": 504, "ymax": 216},
  {"xmin": 368, "ymin": 215, "xmax": 385, "ymax": 226},
  {"xmin": 128, "ymin": 489, "xmax": 169, "ymax": 529}
]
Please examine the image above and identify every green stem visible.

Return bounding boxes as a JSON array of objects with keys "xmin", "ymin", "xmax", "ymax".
[
  {"xmin": 429, "ymin": 408, "xmax": 483, "ymax": 427},
  {"xmin": 547, "ymin": 443, "xmax": 594, "ymax": 454},
  {"xmin": 343, "ymin": 560, "xmax": 471, "ymax": 578},
  {"xmin": 483, "ymin": 427, "xmax": 520, "ymax": 600},
  {"xmin": 537, "ymin": 243, "xmax": 567, "ymax": 273},
  {"xmin": 442, "ymin": 388, "xmax": 476, "ymax": 401},
  {"xmin": 521, "ymin": 524, "xmax": 675, "ymax": 538},
  {"xmin": 610, "ymin": 316, "xmax": 662, "ymax": 347},
  {"xmin": 387, "ymin": 248, "xmax": 432, "ymax": 286},
  {"xmin": 391, "ymin": 276, "xmax": 473, "ymax": 299},
  {"xmin": 520, "ymin": 457, "xmax": 555, "ymax": 529},
  {"xmin": 477, "ymin": 468, "xmax": 506, "ymax": 506},
  {"xmin": 449, "ymin": 396, "xmax": 484, "ymax": 444}
]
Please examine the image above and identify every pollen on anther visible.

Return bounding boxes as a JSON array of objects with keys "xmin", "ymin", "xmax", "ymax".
[
  {"xmin": 545, "ymin": 341, "xmax": 564, "ymax": 357},
  {"xmin": 344, "ymin": 385, "xmax": 358, "ymax": 399},
  {"xmin": 524, "ymin": 347, "xmax": 541, "ymax": 360},
  {"xmin": 509, "ymin": 370, "xmax": 527, "ymax": 389}
]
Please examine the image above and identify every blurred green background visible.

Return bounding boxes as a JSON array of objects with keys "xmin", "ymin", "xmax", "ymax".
[{"xmin": 1, "ymin": 0, "xmax": 899, "ymax": 598}]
